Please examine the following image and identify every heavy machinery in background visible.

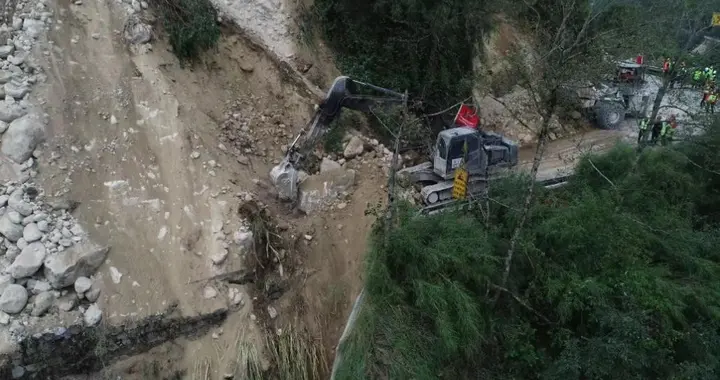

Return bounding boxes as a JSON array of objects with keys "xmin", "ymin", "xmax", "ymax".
[
  {"xmin": 572, "ymin": 60, "xmax": 654, "ymax": 129},
  {"xmin": 269, "ymin": 76, "xmax": 520, "ymax": 209}
]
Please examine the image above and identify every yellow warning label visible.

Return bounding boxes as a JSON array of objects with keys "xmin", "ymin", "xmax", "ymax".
[
  {"xmin": 452, "ymin": 168, "xmax": 468, "ymax": 200},
  {"xmin": 713, "ymin": 12, "xmax": 720, "ymax": 26}
]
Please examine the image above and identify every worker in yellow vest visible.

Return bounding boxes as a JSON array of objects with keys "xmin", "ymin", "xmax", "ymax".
[
  {"xmin": 660, "ymin": 118, "xmax": 676, "ymax": 146},
  {"xmin": 637, "ymin": 117, "xmax": 649, "ymax": 144}
]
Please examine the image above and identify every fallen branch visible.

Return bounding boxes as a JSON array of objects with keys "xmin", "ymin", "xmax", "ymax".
[{"xmin": 588, "ymin": 158, "xmax": 616, "ymax": 189}]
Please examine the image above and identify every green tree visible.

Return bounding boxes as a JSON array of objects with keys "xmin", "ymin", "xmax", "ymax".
[
  {"xmin": 310, "ymin": 0, "xmax": 493, "ymax": 110},
  {"xmin": 335, "ymin": 117, "xmax": 720, "ymax": 379}
]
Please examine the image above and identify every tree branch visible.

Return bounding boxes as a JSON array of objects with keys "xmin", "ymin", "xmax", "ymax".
[{"xmin": 490, "ymin": 283, "xmax": 552, "ymax": 325}]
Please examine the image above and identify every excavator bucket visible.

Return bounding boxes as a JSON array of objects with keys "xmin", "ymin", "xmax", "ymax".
[{"xmin": 270, "ymin": 156, "xmax": 299, "ymax": 201}]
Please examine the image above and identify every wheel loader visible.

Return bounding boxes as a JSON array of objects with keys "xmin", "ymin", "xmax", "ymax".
[
  {"xmin": 269, "ymin": 76, "xmax": 520, "ymax": 210},
  {"xmin": 570, "ymin": 60, "xmax": 654, "ymax": 130}
]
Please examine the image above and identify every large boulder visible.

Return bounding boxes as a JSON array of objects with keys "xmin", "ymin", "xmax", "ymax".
[
  {"xmin": 10, "ymin": 242, "xmax": 46, "ymax": 279},
  {"xmin": 343, "ymin": 136, "xmax": 365, "ymax": 159},
  {"xmin": 123, "ymin": 16, "xmax": 152, "ymax": 44},
  {"xmin": 0, "ymin": 213, "xmax": 22, "ymax": 242},
  {"xmin": 0, "ymin": 101, "xmax": 25, "ymax": 123},
  {"xmin": 476, "ymin": 86, "xmax": 563, "ymax": 146},
  {"xmin": 1, "ymin": 113, "xmax": 45, "ymax": 163},
  {"xmin": 0, "ymin": 284, "xmax": 27, "ymax": 314},
  {"xmin": 320, "ymin": 157, "xmax": 341, "ymax": 173},
  {"xmin": 298, "ymin": 168, "xmax": 356, "ymax": 214},
  {"xmin": 43, "ymin": 242, "xmax": 110, "ymax": 289}
]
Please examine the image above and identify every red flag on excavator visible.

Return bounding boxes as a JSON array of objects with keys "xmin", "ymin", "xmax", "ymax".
[{"xmin": 454, "ymin": 104, "xmax": 480, "ymax": 128}]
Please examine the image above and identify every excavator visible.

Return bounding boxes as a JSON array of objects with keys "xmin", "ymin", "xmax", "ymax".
[{"xmin": 269, "ymin": 76, "xmax": 520, "ymax": 209}]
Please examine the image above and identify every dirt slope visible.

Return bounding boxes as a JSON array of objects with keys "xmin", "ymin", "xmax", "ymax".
[{"xmin": 33, "ymin": 0, "xmax": 326, "ymax": 375}]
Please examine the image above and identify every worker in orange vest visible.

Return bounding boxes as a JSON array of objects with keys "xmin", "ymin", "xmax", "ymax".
[
  {"xmin": 701, "ymin": 83, "xmax": 714, "ymax": 107},
  {"xmin": 707, "ymin": 92, "xmax": 718, "ymax": 114},
  {"xmin": 662, "ymin": 58, "xmax": 671, "ymax": 76}
]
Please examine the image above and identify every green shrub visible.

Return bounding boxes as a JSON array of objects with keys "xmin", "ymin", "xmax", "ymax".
[{"xmin": 156, "ymin": 0, "xmax": 220, "ymax": 62}]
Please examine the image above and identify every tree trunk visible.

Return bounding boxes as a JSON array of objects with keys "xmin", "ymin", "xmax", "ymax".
[
  {"xmin": 495, "ymin": 93, "xmax": 557, "ymax": 302},
  {"xmin": 648, "ymin": 76, "xmax": 670, "ymax": 123}
]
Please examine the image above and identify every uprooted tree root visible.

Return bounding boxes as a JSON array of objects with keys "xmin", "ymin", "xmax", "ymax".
[{"xmin": 239, "ymin": 200, "xmax": 286, "ymax": 277}]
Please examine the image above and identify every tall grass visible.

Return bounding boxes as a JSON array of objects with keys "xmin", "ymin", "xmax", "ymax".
[{"xmin": 238, "ymin": 325, "xmax": 327, "ymax": 380}]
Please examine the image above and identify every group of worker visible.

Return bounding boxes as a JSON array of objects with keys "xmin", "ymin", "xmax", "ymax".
[
  {"xmin": 661, "ymin": 58, "xmax": 718, "ymax": 114},
  {"xmin": 691, "ymin": 66, "xmax": 718, "ymax": 88},
  {"xmin": 637, "ymin": 114, "xmax": 677, "ymax": 146}
]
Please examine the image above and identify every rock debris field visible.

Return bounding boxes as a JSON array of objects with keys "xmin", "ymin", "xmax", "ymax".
[
  {"xmin": 0, "ymin": 182, "xmax": 109, "ymax": 330},
  {"xmin": 0, "ymin": 0, "xmax": 112, "ymax": 343}
]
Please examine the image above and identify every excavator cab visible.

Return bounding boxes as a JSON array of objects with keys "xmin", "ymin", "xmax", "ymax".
[
  {"xmin": 433, "ymin": 128, "xmax": 485, "ymax": 180},
  {"xmin": 432, "ymin": 127, "xmax": 518, "ymax": 180}
]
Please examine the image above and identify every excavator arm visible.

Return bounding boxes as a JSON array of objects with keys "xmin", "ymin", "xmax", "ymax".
[{"xmin": 270, "ymin": 76, "xmax": 408, "ymax": 200}]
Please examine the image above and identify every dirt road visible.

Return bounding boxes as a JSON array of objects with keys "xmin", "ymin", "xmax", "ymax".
[{"xmin": 518, "ymin": 122, "xmax": 635, "ymax": 181}]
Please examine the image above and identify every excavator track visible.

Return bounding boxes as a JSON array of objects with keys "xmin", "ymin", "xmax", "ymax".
[{"xmin": 417, "ymin": 174, "xmax": 572, "ymax": 215}]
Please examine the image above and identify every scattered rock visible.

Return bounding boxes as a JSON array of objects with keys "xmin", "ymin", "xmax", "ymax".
[
  {"xmin": 109, "ymin": 266, "xmax": 122, "ymax": 284},
  {"xmin": 0, "ymin": 311, "xmax": 9, "ymax": 325},
  {"xmin": 36, "ymin": 220, "xmax": 48, "ymax": 232},
  {"xmin": 11, "ymin": 365, "xmax": 23, "ymax": 379},
  {"xmin": 0, "ymin": 284, "xmax": 27, "ymax": 314},
  {"xmin": 203, "ymin": 286, "xmax": 218, "ymax": 299},
  {"xmin": 57, "ymin": 293, "xmax": 78, "ymax": 312},
  {"xmin": 43, "ymin": 242, "xmax": 110, "ymax": 288},
  {"xmin": 8, "ymin": 190, "xmax": 32, "ymax": 216},
  {"xmin": 210, "ymin": 249, "xmax": 228, "ymax": 265},
  {"xmin": 74, "ymin": 276, "xmax": 92, "ymax": 294},
  {"xmin": 0, "ymin": 214, "xmax": 22, "ymax": 242},
  {"xmin": 46, "ymin": 198, "xmax": 81, "ymax": 212},
  {"xmin": 4, "ymin": 82, "xmax": 30, "ymax": 99},
  {"xmin": 0, "ymin": 46, "xmax": 13, "ymax": 59},
  {"xmin": 232, "ymin": 229, "xmax": 253, "ymax": 253},
  {"xmin": 85, "ymin": 286, "xmax": 101, "ymax": 302},
  {"xmin": 267, "ymin": 305, "xmax": 278, "ymax": 319},
  {"xmin": 320, "ymin": 157, "xmax": 341, "ymax": 173},
  {"xmin": 1, "ymin": 113, "xmax": 46, "ymax": 164},
  {"xmin": 10, "ymin": 242, "xmax": 46, "ymax": 279},
  {"xmin": 343, "ymin": 136, "xmax": 364, "ymax": 159},
  {"xmin": 6, "ymin": 211, "xmax": 21, "ymax": 224},
  {"xmin": 298, "ymin": 168, "xmax": 356, "ymax": 214},
  {"xmin": 228, "ymin": 287, "xmax": 244, "ymax": 306},
  {"xmin": 123, "ymin": 16, "xmax": 152, "ymax": 44},
  {"xmin": 30, "ymin": 291, "xmax": 54, "ymax": 316},
  {"xmin": 29, "ymin": 280, "xmax": 50, "ymax": 295},
  {"xmin": 0, "ymin": 101, "xmax": 26, "ymax": 123},
  {"xmin": 83, "ymin": 303, "xmax": 102, "ymax": 326},
  {"xmin": 22, "ymin": 222, "xmax": 41, "ymax": 242},
  {"xmin": 0, "ymin": 275, "xmax": 13, "ymax": 294}
]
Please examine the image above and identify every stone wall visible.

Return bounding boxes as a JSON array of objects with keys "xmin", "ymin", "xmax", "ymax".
[{"xmin": 0, "ymin": 306, "xmax": 228, "ymax": 379}]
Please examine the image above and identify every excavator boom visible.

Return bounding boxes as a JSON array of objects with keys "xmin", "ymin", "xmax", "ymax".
[{"xmin": 270, "ymin": 76, "xmax": 408, "ymax": 201}]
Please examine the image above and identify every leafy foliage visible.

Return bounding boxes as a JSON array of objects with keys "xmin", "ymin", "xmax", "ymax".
[
  {"xmin": 335, "ymin": 119, "xmax": 720, "ymax": 379},
  {"xmin": 154, "ymin": 0, "xmax": 220, "ymax": 62},
  {"xmin": 309, "ymin": 0, "xmax": 495, "ymax": 110}
]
